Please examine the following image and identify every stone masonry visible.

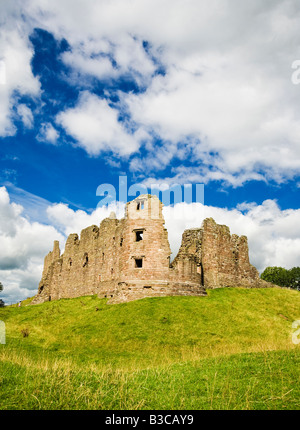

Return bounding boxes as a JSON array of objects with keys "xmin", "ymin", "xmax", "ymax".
[{"xmin": 32, "ymin": 195, "xmax": 267, "ymax": 305}]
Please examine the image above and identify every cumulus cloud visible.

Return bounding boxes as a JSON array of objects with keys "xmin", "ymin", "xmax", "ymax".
[
  {"xmin": 2, "ymin": 0, "xmax": 300, "ymax": 184},
  {"xmin": 46, "ymin": 200, "xmax": 125, "ymax": 237},
  {"xmin": 125, "ymin": 52, "xmax": 300, "ymax": 182},
  {"xmin": 0, "ymin": 187, "xmax": 64, "ymax": 303},
  {"xmin": 0, "ymin": 259, "xmax": 44, "ymax": 304},
  {"xmin": 0, "ymin": 20, "xmax": 40, "ymax": 136},
  {"xmin": 62, "ymin": 50, "xmax": 117, "ymax": 81},
  {"xmin": 17, "ymin": 104, "xmax": 34, "ymax": 129},
  {"xmin": 56, "ymin": 91, "xmax": 144, "ymax": 156},
  {"xmin": 37, "ymin": 122, "xmax": 59, "ymax": 144},
  {"xmin": 61, "ymin": 34, "xmax": 156, "ymax": 86},
  {"xmin": 23, "ymin": 0, "xmax": 300, "ymax": 184}
]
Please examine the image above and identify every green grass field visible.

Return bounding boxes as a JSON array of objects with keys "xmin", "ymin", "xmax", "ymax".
[{"xmin": 0, "ymin": 287, "xmax": 299, "ymax": 410}]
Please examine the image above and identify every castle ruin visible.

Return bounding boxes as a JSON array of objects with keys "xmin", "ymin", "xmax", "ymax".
[{"xmin": 32, "ymin": 195, "xmax": 266, "ymax": 305}]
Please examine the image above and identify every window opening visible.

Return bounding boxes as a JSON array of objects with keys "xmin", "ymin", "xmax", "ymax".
[
  {"xmin": 83, "ymin": 253, "xmax": 88, "ymax": 267},
  {"xmin": 135, "ymin": 230, "xmax": 143, "ymax": 241},
  {"xmin": 135, "ymin": 258, "xmax": 143, "ymax": 268}
]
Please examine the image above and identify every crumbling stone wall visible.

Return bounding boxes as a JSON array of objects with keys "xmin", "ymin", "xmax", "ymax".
[
  {"xmin": 175, "ymin": 218, "xmax": 265, "ymax": 289},
  {"xmin": 32, "ymin": 196, "xmax": 267, "ymax": 305}
]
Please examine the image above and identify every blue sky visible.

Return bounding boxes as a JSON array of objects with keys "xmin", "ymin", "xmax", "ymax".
[{"xmin": 1, "ymin": 0, "xmax": 300, "ymax": 303}]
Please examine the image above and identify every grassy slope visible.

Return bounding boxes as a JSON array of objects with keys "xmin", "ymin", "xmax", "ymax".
[{"xmin": 0, "ymin": 287, "xmax": 299, "ymax": 410}]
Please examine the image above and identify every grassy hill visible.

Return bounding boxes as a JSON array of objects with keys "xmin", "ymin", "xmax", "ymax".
[{"xmin": 0, "ymin": 287, "xmax": 299, "ymax": 410}]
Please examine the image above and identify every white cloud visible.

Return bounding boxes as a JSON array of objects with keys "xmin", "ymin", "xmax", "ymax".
[
  {"xmin": 17, "ymin": 104, "xmax": 34, "ymax": 128},
  {"xmin": 0, "ymin": 259, "xmax": 44, "ymax": 304},
  {"xmin": 0, "ymin": 24, "xmax": 40, "ymax": 136},
  {"xmin": 0, "ymin": 186, "xmax": 64, "ymax": 303},
  {"xmin": 45, "ymin": 0, "xmax": 300, "ymax": 184},
  {"xmin": 46, "ymin": 201, "xmax": 125, "ymax": 237},
  {"xmin": 0, "ymin": 187, "xmax": 64, "ymax": 269},
  {"xmin": 1, "ymin": 0, "xmax": 300, "ymax": 184},
  {"xmin": 56, "ymin": 91, "xmax": 143, "ymax": 156},
  {"xmin": 112, "ymin": 34, "xmax": 156, "ymax": 84},
  {"xmin": 61, "ymin": 34, "xmax": 156, "ymax": 86},
  {"xmin": 37, "ymin": 122, "xmax": 59, "ymax": 144},
  {"xmin": 61, "ymin": 50, "xmax": 117, "ymax": 81},
  {"xmin": 125, "ymin": 58, "xmax": 300, "ymax": 181}
]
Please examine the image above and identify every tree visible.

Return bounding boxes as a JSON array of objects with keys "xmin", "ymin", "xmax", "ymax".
[
  {"xmin": 260, "ymin": 266, "xmax": 300, "ymax": 290},
  {"xmin": 260, "ymin": 266, "xmax": 291, "ymax": 287},
  {"xmin": 289, "ymin": 267, "xmax": 300, "ymax": 291},
  {"xmin": 0, "ymin": 282, "xmax": 4, "ymax": 307}
]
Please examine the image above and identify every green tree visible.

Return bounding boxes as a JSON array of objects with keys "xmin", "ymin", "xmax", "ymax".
[
  {"xmin": 260, "ymin": 266, "xmax": 292, "ymax": 287},
  {"xmin": 0, "ymin": 281, "xmax": 4, "ymax": 307},
  {"xmin": 289, "ymin": 267, "xmax": 300, "ymax": 290},
  {"xmin": 260, "ymin": 266, "xmax": 300, "ymax": 290}
]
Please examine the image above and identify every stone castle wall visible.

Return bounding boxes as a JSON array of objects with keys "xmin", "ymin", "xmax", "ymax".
[
  {"xmin": 175, "ymin": 218, "xmax": 262, "ymax": 289},
  {"xmin": 32, "ymin": 195, "xmax": 267, "ymax": 305}
]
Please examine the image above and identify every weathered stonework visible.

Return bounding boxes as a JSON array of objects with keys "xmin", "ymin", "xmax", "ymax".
[
  {"xmin": 174, "ymin": 218, "xmax": 267, "ymax": 289},
  {"xmin": 32, "ymin": 195, "xmax": 268, "ymax": 305}
]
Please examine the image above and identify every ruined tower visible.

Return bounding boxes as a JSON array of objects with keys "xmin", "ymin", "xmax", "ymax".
[{"xmin": 118, "ymin": 195, "xmax": 171, "ymax": 286}]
